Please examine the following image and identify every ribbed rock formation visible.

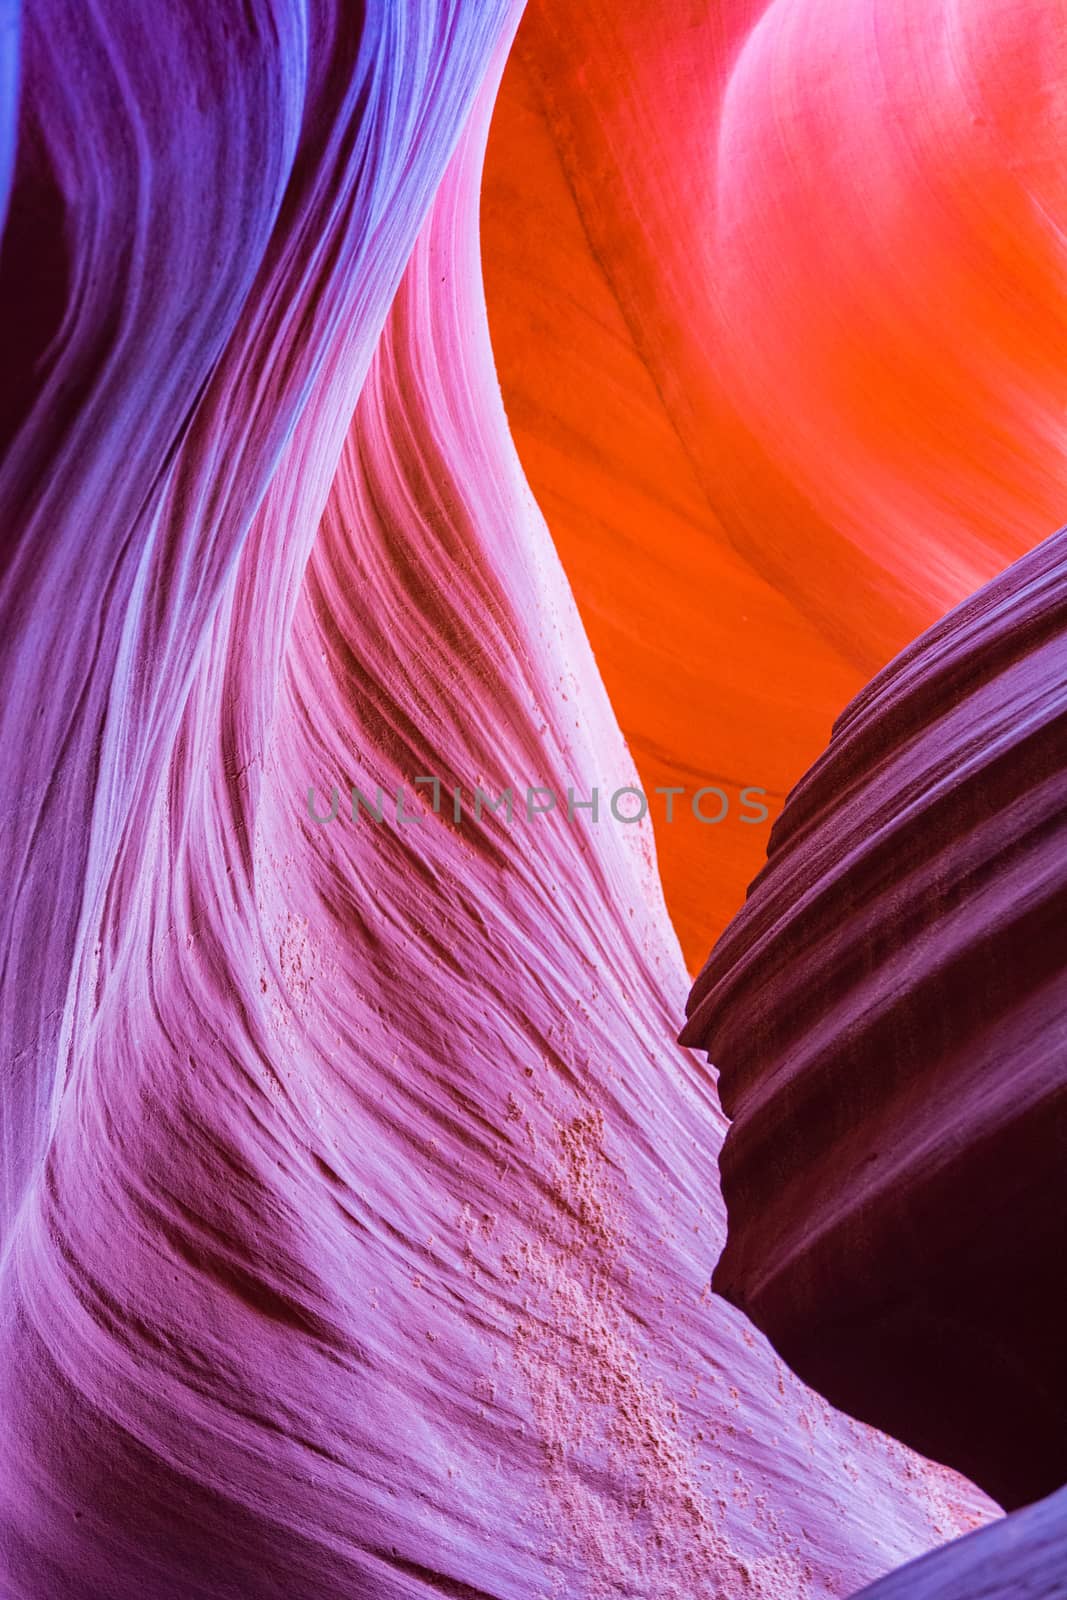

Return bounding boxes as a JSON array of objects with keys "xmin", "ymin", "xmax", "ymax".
[{"xmin": 682, "ymin": 525, "xmax": 1067, "ymax": 1513}]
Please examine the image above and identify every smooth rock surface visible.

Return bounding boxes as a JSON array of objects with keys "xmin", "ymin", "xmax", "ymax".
[
  {"xmin": 853, "ymin": 1482, "xmax": 1067, "ymax": 1600},
  {"xmin": 483, "ymin": 0, "xmax": 1067, "ymax": 966}
]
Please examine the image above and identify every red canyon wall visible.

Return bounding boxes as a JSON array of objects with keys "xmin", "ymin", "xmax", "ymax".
[{"xmin": 483, "ymin": 0, "xmax": 1067, "ymax": 967}]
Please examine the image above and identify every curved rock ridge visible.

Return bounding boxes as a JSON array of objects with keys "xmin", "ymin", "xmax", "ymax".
[
  {"xmin": 0, "ymin": 0, "xmax": 513, "ymax": 1238},
  {"xmin": 0, "ymin": 2, "xmax": 995, "ymax": 1596},
  {"xmin": 682, "ymin": 524, "xmax": 1067, "ymax": 1513},
  {"xmin": 482, "ymin": 0, "xmax": 1067, "ymax": 966}
]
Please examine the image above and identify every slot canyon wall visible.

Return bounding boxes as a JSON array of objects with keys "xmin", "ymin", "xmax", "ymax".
[
  {"xmin": 0, "ymin": 0, "xmax": 1063, "ymax": 1596},
  {"xmin": 482, "ymin": 0, "xmax": 1067, "ymax": 969}
]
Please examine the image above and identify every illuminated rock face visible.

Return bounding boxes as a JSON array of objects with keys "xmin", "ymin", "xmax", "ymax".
[
  {"xmin": 683, "ymin": 526, "xmax": 1067, "ymax": 1513},
  {"xmin": 483, "ymin": 0, "xmax": 1067, "ymax": 967}
]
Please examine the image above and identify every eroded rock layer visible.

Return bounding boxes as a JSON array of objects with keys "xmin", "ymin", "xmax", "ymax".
[{"xmin": 683, "ymin": 526, "xmax": 1067, "ymax": 1512}]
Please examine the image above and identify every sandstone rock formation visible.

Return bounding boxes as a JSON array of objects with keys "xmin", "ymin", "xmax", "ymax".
[{"xmin": 683, "ymin": 526, "xmax": 1067, "ymax": 1513}]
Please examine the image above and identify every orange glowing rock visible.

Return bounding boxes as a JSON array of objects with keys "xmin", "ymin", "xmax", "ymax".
[{"xmin": 483, "ymin": 0, "xmax": 1066, "ymax": 966}]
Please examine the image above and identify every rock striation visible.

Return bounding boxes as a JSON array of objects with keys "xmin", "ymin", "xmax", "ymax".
[{"xmin": 683, "ymin": 526, "xmax": 1067, "ymax": 1513}]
